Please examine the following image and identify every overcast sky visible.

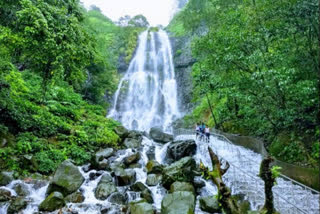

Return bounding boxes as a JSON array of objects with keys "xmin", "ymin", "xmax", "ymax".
[{"xmin": 80, "ymin": 0, "xmax": 178, "ymax": 26}]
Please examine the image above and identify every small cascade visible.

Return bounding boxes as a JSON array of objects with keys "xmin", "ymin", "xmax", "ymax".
[{"xmin": 108, "ymin": 29, "xmax": 180, "ymax": 132}]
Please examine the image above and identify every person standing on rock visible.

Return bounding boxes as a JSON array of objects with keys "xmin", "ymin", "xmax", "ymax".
[{"xmin": 205, "ymin": 125, "xmax": 210, "ymax": 143}]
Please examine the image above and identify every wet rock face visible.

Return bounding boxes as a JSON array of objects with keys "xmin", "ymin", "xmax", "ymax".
[
  {"xmin": 39, "ymin": 191, "xmax": 66, "ymax": 212},
  {"xmin": 162, "ymin": 157, "xmax": 197, "ymax": 189},
  {"xmin": 130, "ymin": 181, "xmax": 153, "ymax": 203},
  {"xmin": 0, "ymin": 188, "xmax": 12, "ymax": 201},
  {"xmin": 13, "ymin": 183, "xmax": 30, "ymax": 196},
  {"xmin": 108, "ymin": 192, "xmax": 127, "ymax": 205},
  {"xmin": 46, "ymin": 160, "xmax": 85, "ymax": 196},
  {"xmin": 166, "ymin": 139, "xmax": 197, "ymax": 162},
  {"xmin": 199, "ymin": 195, "xmax": 220, "ymax": 213},
  {"xmin": 161, "ymin": 191, "xmax": 195, "ymax": 214},
  {"xmin": 0, "ymin": 171, "xmax": 14, "ymax": 186},
  {"xmin": 149, "ymin": 127, "xmax": 173, "ymax": 143}
]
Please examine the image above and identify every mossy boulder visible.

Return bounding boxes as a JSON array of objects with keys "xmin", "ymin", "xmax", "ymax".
[
  {"xmin": 93, "ymin": 148, "xmax": 115, "ymax": 169},
  {"xmin": 13, "ymin": 183, "xmax": 30, "ymax": 196},
  {"xmin": 170, "ymin": 182, "xmax": 195, "ymax": 195},
  {"xmin": 124, "ymin": 138, "xmax": 142, "ymax": 148},
  {"xmin": 65, "ymin": 191, "xmax": 85, "ymax": 203},
  {"xmin": 114, "ymin": 125, "xmax": 129, "ymax": 139},
  {"xmin": 108, "ymin": 192, "xmax": 127, "ymax": 205},
  {"xmin": 46, "ymin": 160, "xmax": 84, "ymax": 196},
  {"xmin": 131, "ymin": 181, "xmax": 153, "ymax": 203},
  {"xmin": 0, "ymin": 188, "xmax": 12, "ymax": 201},
  {"xmin": 0, "ymin": 171, "xmax": 14, "ymax": 186},
  {"xmin": 162, "ymin": 157, "xmax": 196, "ymax": 189},
  {"xmin": 123, "ymin": 152, "xmax": 141, "ymax": 166},
  {"xmin": 199, "ymin": 196, "xmax": 220, "ymax": 213},
  {"xmin": 130, "ymin": 200, "xmax": 153, "ymax": 214},
  {"xmin": 39, "ymin": 192, "xmax": 65, "ymax": 212},
  {"xmin": 146, "ymin": 160, "xmax": 163, "ymax": 174},
  {"xmin": 7, "ymin": 197, "xmax": 28, "ymax": 214},
  {"xmin": 161, "ymin": 191, "xmax": 195, "ymax": 214}
]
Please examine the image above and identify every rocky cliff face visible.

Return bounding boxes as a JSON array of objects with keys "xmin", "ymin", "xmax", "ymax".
[{"xmin": 170, "ymin": 35, "xmax": 195, "ymax": 114}]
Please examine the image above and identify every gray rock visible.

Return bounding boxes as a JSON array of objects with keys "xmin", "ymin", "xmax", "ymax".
[
  {"xmin": 108, "ymin": 192, "xmax": 127, "ymax": 205},
  {"xmin": 170, "ymin": 182, "xmax": 195, "ymax": 195},
  {"xmin": 127, "ymin": 130, "xmax": 143, "ymax": 141},
  {"xmin": 130, "ymin": 181, "xmax": 153, "ymax": 203},
  {"xmin": 167, "ymin": 140, "xmax": 196, "ymax": 161},
  {"xmin": 130, "ymin": 201, "xmax": 153, "ymax": 214},
  {"xmin": 131, "ymin": 181, "xmax": 149, "ymax": 192},
  {"xmin": 39, "ymin": 192, "xmax": 65, "ymax": 212},
  {"xmin": 161, "ymin": 191, "xmax": 195, "ymax": 214},
  {"xmin": 7, "ymin": 197, "xmax": 28, "ymax": 214},
  {"xmin": 123, "ymin": 152, "xmax": 141, "ymax": 166},
  {"xmin": 129, "ymin": 163, "xmax": 142, "ymax": 169},
  {"xmin": 65, "ymin": 191, "xmax": 85, "ymax": 203},
  {"xmin": 0, "ymin": 188, "xmax": 12, "ymax": 201},
  {"xmin": 13, "ymin": 183, "xmax": 30, "ymax": 196},
  {"xmin": 0, "ymin": 171, "xmax": 13, "ymax": 186},
  {"xmin": 95, "ymin": 182, "xmax": 117, "ymax": 200},
  {"xmin": 162, "ymin": 157, "xmax": 196, "ymax": 189},
  {"xmin": 146, "ymin": 146, "xmax": 155, "ymax": 160},
  {"xmin": 199, "ymin": 195, "xmax": 220, "ymax": 213},
  {"xmin": 115, "ymin": 169, "xmax": 136, "ymax": 186},
  {"xmin": 99, "ymin": 173, "xmax": 113, "ymax": 183},
  {"xmin": 46, "ymin": 160, "xmax": 85, "ymax": 196},
  {"xmin": 124, "ymin": 138, "xmax": 141, "ymax": 148},
  {"xmin": 149, "ymin": 127, "xmax": 173, "ymax": 143},
  {"xmin": 146, "ymin": 174, "xmax": 162, "ymax": 186},
  {"xmin": 93, "ymin": 148, "xmax": 115, "ymax": 169},
  {"xmin": 193, "ymin": 177, "xmax": 206, "ymax": 189}
]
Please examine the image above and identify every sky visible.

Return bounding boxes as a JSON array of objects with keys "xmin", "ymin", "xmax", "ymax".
[{"xmin": 80, "ymin": 0, "xmax": 178, "ymax": 26}]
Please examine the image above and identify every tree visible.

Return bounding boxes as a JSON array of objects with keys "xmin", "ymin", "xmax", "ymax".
[{"xmin": 128, "ymin": 15, "xmax": 149, "ymax": 27}]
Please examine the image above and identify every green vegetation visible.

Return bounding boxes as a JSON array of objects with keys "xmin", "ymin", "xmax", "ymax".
[
  {"xmin": 0, "ymin": 0, "xmax": 145, "ymax": 176},
  {"xmin": 168, "ymin": 0, "xmax": 319, "ymax": 166}
]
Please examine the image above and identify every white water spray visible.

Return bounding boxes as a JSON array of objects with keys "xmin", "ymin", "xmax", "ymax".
[{"xmin": 108, "ymin": 30, "xmax": 180, "ymax": 132}]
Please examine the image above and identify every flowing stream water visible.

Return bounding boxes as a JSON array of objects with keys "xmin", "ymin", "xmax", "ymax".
[{"xmin": 0, "ymin": 30, "xmax": 319, "ymax": 214}]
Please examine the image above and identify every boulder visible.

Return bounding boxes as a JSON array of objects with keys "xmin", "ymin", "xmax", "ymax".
[
  {"xmin": 114, "ymin": 126, "xmax": 129, "ymax": 139},
  {"xmin": 13, "ymin": 183, "xmax": 30, "ymax": 196},
  {"xmin": 149, "ymin": 127, "xmax": 173, "ymax": 143},
  {"xmin": 108, "ymin": 192, "xmax": 127, "ymax": 205},
  {"xmin": 167, "ymin": 140, "xmax": 196, "ymax": 161},
  {"xmin": 89, "ymin": 171, "xmax": 104, "ymax": 181},
  {"xmin": 199, "ymin": 196, "xmax": 220, "ymax": 213},
  {"xmin": 123, "ymin": 152, "xmax": 141, "ymax": 166},
  {"xmin": 39, "ymin": 192, "xmax": 65, "ymax": 212},
  {"xmin": 0, "ymin": 171, "xmax": 14, "ymax": 186},
  {"xmin": 124, "ymin": 138, "xmax": 142, "ymax": 148},
  {"xmin": 127, "ymin": 130, "xmax": 143, "ymax": 141},
  {"xmin": 162, "ymin": 157, "xmax": 196, "ymax": 189},
  {"xmin": 146, "ymin": 146, "xmax": 155, "ymax": 160},
  {"xmin": 0, "ymin": 188, "xmax": 12, "ymax": 201},
  {"xmin": 146, "ymin": 174, "xmax": 162, "ymax": 186},
  {"xmin": 130, "ymin": 201, "xmax": 153, "ymax": 214},
  {"xmin": 46, "ymin": 160, "xmax": 84, "ymax": 196},
  {"xmin": 65, "ymin": 191, "xmax": 85, "ymax": 203},
  {"xmin": 115, "ymin": 169, "xmax": 136, "ymax": 186},
  {"xmin": 109, "ymin": 161, "xmax": 125, "ymax": 173},
  {"xmin": 7, "ymin": 197, "xmax": 28, "ymax": 214},
  {"xmin": 170, "ymin": 182, "xmax": 195, "ymax": 195},
  {"xmin": 130, "ymin": 181, "xmax": 153, "ymax": 203},
  {"xmin": 95, "ymin": 177, "xmax": 117, "ymax": 200},
  {"xmin": 146, "ymin": 160, "xmax": 163, "ymax": 174},
  {"xmin": 161, "ymin": 191, "xmax": 195, "ymax": 214},
  {"xmin": 129, "ymin": 163, "xmax": 142, "ymax": 169},
  {"xmin": 93, "ymin": 148, "xmax": 115, "ymax": 169}
]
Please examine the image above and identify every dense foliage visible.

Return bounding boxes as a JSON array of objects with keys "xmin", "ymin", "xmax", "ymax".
[
  {"xmin": 168, "ymin": 0, "xmax": 319, "ymax": 166},
  {"xmin": 0, "ymin": 0, "xmax": 144, "ymax": 176}
]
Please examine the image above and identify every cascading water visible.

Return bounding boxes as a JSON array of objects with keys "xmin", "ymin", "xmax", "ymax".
[
  {"xmin": 1, "ymin": 29, "xmax": 319, "ymax": 214},
  {"xmin": 108, "ymin": 30, "xmax": 180, "ymax": 132}
]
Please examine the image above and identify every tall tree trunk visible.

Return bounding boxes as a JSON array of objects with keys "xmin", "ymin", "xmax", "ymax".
[{"xmin": 206, "ymin": 93, "xmax": 218, "ymax": 129}]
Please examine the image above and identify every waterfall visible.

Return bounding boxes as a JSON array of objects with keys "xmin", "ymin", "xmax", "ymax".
[{"xmin": 108, "ymin": 30, "xmax": 180, "ymax": 132}]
